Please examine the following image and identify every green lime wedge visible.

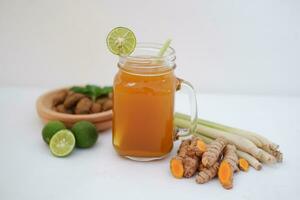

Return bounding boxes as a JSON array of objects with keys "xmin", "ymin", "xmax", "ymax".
[
  {"xmin": 106, "ymin": 27, "xmax": 136, "ymax": 55},
  {"xmin": 49, "ymin": 129, "xmax": 75, "ymax": 157}
]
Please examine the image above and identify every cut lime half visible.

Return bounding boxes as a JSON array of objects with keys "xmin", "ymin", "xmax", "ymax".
[
  {"xmin": 106, "ymin": 27, "xmax": 136, "ymax": 56},
  {"xmin": 49, "ymin": 129, "xmax": 75, "ymax": 157}
]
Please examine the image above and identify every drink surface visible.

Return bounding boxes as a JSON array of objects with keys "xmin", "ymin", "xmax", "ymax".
[{"xmin": 113, "ymin": 60, "xmax": 176, "ymax": 157}]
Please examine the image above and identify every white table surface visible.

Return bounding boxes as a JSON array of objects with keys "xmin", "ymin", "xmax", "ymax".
[{"xmin": 0, "ymin": 87, "xmax": 299, "ymax": 200}]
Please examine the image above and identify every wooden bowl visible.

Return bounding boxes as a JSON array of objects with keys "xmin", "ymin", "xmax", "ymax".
[{"xmin": 36, "ymin": 88, "xmax": 113, "ymax": 132}]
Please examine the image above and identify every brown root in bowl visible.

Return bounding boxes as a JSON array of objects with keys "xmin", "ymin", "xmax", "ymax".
[
  {"xmin": 75, "ymin": 98, "xmax": 93, "ymax": 114},
  {"xmin": 51, "ymin": 88, "xmax": 113, "ymax": 115},
  {"xmin": 64, "ymin": 93, "xmax": 85, "ymax": 109}
]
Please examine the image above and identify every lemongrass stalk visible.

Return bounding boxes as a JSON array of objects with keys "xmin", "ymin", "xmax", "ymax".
[
  {"xmin": 158, "ymin": 39, "xmax": 172, "ymax": 57},
  {"xmin": 176, "ymin": 112, "xmax": 277, "ymax": 149},
  {"xmin": 175, "ymin": 112, "xmax": 282, "ymax": 161},
  {"xmin": 200, "ymin": 119, "xmax": 279, "ymax": 153},
  {"xmin": 175, "ymin": 112, "xmax": 263, "ymax": 147},
  {"xmin": 236, "ymin": 150, "xmax": 262, "ymax": 170},
  {"xmin": 259, "ymin": 148, "xmax": 277, "ymax": 164},
  {"xmin": 193, "ymin": 133, "xmax": 214, "ymax": 144},
  {"xmin": 192, "ymin": 134, "xmax": 262, "ymax": 170},
  {"xmin": 174, "ymin": 118, "xmax": 276, "ymax": 164}
]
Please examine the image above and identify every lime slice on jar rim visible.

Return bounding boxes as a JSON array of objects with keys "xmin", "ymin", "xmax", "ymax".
[
  {"xmin": 106, "ymin": 27, "xmax": 136, "ymax": 56},
  {"xmin": 49, "ymin": 129, "xmax": 75, "ymax": 157}
]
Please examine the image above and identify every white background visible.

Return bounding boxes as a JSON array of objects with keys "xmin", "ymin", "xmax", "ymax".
[
  {"xmin": 0, "ymin": 0, "xmax": 299, "ymax": 96},
  {"xmin": 1, "ymin": 88, "xmax": 300, "ymax": 200},
  {"xmin": 1, "ymin": 1, "xmax": 300, "ymax": 199}
]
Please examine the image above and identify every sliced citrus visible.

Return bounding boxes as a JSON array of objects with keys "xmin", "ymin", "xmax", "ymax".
[
  {"xmin": 49, "ymin": 129, "xmax": 75, "ymax": 157},
  {"xmin": 106, "ymin": 27, "xmax": 136, "ymax": 55}
]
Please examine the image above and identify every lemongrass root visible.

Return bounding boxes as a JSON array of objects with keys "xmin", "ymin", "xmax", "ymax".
[
  {"xmin": 236, "ymin": 150, "xmax": 262, "ymax": 170},
  {"xmin": 260, "ymin": 149, "xmax": 277, "ymax": 164},
  {"xmin": 175, "ymin": 118, "xmax": 276, "ymax": 164}
]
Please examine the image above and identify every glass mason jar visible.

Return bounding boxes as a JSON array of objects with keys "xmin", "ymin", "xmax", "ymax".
[{"xmin": 113, "ymin": 43, "xmax": 197, "ymax": 161}]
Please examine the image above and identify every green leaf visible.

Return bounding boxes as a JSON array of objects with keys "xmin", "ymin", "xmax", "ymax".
[
  {"xmin": 86, "ymin": 85, "xmax": 102, "ymax": 101},
  {"xmin": 101, "ymin": 86, "xmax": 113, "ymax": 95},
  {"xmin": 70, "ymin": 84, "xmax": 112, "ymax": 102},
  {"xmin": 70, "ymin": 86, "xmax": 89, "ymax": 94}
]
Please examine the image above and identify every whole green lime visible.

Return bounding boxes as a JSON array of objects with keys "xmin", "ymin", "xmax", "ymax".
[
  {"xmin": 42, "ymin": 121, "xmax": 66, "ymax": 144},
  {"xmin": 71, "ymin": 121, "xmax": 98, "ymax": 148}
]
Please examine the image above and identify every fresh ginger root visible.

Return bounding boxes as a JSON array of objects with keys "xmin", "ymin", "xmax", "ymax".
[
  {"xmin": 191, "ymin": 137, "xmax": 207, "ymax": 156},
  {"xmin": 238, "ymin": 158, "xmax": 249, "ymax": 171},
  {"xmin": 196, "ymin": 162, "xmax": 219, "ymax": 184},
  {"xmin": 182, "ymin": 137, "xmax": 207, "ymax": 178},
  {"xmin": 170, "ymin": 157, "xmax": 184, "ymax": 178},
  {"xmin": 183, "ymin": 156, "xmax": 200, "ymax": 178},
  {"xmin": 218, "ymin": 160, "xmax": 233, "ymax": 190},
  {"xmin": 181, "ymin": 139, "xmax": 200, "ymax": 178},
  {"xmin": 170, "ymin": 139, "xmax": 200, "ymax": 178},
  {"xmin": 170, "ymin": 140, "xmax": 189, "ymax": 178},
  {"xmin": 177, "ymin": 139, "xmax": 191, "ymax": 157},
  {"xmin": 187, "ymin": 137, "xmax": 207, "ymax": 157},
  {"xmin": 223, "ymin": 144, "xmax": 239, "ymax": 172},
  {"xmin": 202, "ymin": 137, "xmax": 227, "ymax": 167},
  {"xmin": 197, "ymin": 139, "xmax": 207, "ymax": 153}
]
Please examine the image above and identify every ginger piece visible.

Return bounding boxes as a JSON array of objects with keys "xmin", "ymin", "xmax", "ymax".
[
  {"xmin": 218, "ymin": 160, "xmax": 233, "ymax": 190},
  {"xmin": 198, "ymin": 162, "xmax": 205, "ymax": 172},
  {"xmin": 177, "ymin": 139, "xmax": 191, "ymax": 157},
  {"xmin": 64, "ymin": 93, "xmax": 85, "ymax": 109},
  {"xmin": 223, "ymin": 144, "xmax": 239, "ymax": 172},
  {"xmin": 170, "ymin": 140, "xmax": 190, "ymax": 178},
  {"xmin": 196, "ymin": 162, "xmax": 219, "ymax": 184},
  {"xmin": 183, "ymin": 156, "xmax": 199, "ymax": 178},
  {"xmin": 188, "ymin": 137, "xmax": 207, "ymax": 157},
  {"xmin": 91, "ymin": 102, "xmax": 102, "ymax": 113},
  {"xmin": 182, "ymin": 139, "xmax": 200, "ymax": 178},
  {"xmin": 238, "ymin": 158, "xmax": 249, "ymax": 171},
  {"xmin": 194, "ymin": 138, "xmax": 207, "ymax": 156},
  {"xmin": 75, "ymin": 97, "xmax": 93, "ymax": 114},
  {"xmin": 202, "ymin": 138, "xmax": 227, "ymax": 167},
  {"xmin": 197, "ymin": 139, "xmax": 207, "ymax": 154},
  {"xmin": 103, "ymin": 99, "xmax": 113, "ymax": 111},
  {"xmin": 52, "ymin": 90, "xmax": 68, "ymax": 106},
  {"xmin": 170, "ymin": 139, "xmax": 200, "ymax": 178},
  {"xmin": 170, "ymin": 156, "xmax": 184, "ymax": 178}
]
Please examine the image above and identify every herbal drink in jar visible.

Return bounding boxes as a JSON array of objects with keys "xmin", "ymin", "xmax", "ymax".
[{"xmin": 112, "ymin": 43, "xmax": 198, "ymax": 161}]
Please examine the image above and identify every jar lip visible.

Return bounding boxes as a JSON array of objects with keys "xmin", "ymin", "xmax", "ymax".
[{"xmin": 119, "ymin": 42, "xmax": 176, "ymax": 63}]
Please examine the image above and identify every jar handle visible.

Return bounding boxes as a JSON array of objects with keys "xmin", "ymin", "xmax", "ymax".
[{"xmin": 175, "ymin": 78, "xmax": 198, "ymax": 139}]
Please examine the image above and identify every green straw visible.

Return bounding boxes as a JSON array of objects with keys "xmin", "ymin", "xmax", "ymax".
[{"xmin": 158, "ymin": 39, "xmax": 172, "ymax": 57}]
